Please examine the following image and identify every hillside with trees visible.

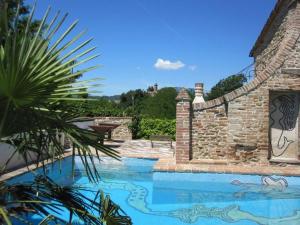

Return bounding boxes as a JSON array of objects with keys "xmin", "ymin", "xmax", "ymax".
[{"xmin": 72, "ymin": 73, "xmax": 247, "ymax": 140}]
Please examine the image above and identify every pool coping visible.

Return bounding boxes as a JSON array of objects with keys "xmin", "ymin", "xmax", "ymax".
[
  {"xmin": 0, "ymin": 151, "xmax": 74, "ymax": 182},
  {"xmin": 3, "ymin": 147, "xmax": 300, "ymax": 181},
  {"xmin": 118, "ymin": 151, "xmax": 300, "ymax": 177},
  {"xmin": 153, "ymin": 158, "xmax": 300, "ymax": 177},
  {"xmin": 0, "ymin": 148, "xmax": 166, "ymax": 182}
]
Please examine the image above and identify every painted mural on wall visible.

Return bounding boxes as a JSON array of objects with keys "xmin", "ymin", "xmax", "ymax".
[{"xmin": 270, "ymin": 92, "xmax": 299, "ymax": 161}]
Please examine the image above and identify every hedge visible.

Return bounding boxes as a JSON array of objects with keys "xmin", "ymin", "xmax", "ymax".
[{"xmin": 137, "ymin": 118, "xmax": 176, "ymax": 140}]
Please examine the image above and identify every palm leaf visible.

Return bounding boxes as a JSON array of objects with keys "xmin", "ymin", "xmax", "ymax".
[
  {"xmin": 0, "ymin": 2, "xmax": 119, "ymax": 177},
  {"xmin": 0, "ymin": 2, "xmax": 131, "ymax": 225},
  {"xmin": 1, "ymin": 176, "xmax": 132, "ymax": 225}
]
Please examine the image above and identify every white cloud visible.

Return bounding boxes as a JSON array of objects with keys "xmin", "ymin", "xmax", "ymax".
[
  {"xmin": 188, "ymin": 65, "xmax": 197, "ymax": 71},
  {"xmin": 154, "ymin": 58, "xmax": 185, "ymax": 70}
]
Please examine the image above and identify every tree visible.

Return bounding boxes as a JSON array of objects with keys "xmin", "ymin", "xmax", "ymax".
[
  {"xmin": 141, "ymin": 87, "xmax": 177, "ymax": 119},
  {"xmin": 0, "ymin": 0, "xmax": 42, "ymax": 44},
  {"xmin": 205, "ymin": 74, "xmax": 247, "ymax": 100},
  {"xmin": 69, "ymin": 98, "xmax": 125, "ymax": 117},
  {"xmin": 0, "ymin": 3, "xmax": 131, "ymax": 224},
  {"xmin": 119, "ymin": 89, "xmax": 148, "ymax": 109}
]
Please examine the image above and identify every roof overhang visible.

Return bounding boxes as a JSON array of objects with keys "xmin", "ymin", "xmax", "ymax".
[{"xmin": 249, "ymin": 0, "xmax": 297, "ymax": 57}]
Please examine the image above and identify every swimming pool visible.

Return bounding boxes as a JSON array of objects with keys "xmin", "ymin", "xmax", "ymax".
[{"xmin": 9, "ymin": 156, "xmax": 300, "ymax": 225}]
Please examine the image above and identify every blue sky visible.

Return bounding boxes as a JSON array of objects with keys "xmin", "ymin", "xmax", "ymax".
[{"xmin": 29, "ymin": 0, "xmax": 276, "ymax": 96}]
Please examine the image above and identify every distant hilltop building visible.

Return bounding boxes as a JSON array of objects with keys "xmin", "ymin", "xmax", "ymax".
[{"xmin": 147, "ymin": 83, "xmax": 158, "ymax": 96}]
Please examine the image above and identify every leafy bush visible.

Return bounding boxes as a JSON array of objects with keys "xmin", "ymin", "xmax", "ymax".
[
  {"xmin": 66, "ymin": 99, "xmax": 126, "ymax": 117},
  {"xmin": 119, "ymin": 89, "xmax": 148, "ymax": 109},
  {"xmin": 0, "ymin": 2, "xmax": 131, "ymax": 224},
  {"xmin": 205, "ymin": 74, "xmax": 247, "ymax": 100},
  {"xmin": 128, "ymin": 115, "xmax": 141, "ymax": 139},
  {"xmin": 137, "ymin": 118, "xmax": 176, "ymax": 140},
  {"xmin": 140, "ymin": 87, "xmax": 177, "ymax": 119}
]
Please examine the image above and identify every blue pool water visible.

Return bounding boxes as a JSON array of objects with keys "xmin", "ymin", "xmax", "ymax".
[{"xmin": 9, "ymin": 157, "xmax": 300, "ymax": 225}]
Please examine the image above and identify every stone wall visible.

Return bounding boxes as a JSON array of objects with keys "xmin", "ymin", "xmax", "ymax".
[
  {"xmin": 192, "ymin": 71, "xmax": 300, "ymax": 163},
  {"xmin": 284, "ymin": 37, "xmax": 300, "ymax": 69},
  {"xmin": 176, "ymin": 0, "xmax": 300, "ymax": 165},
  {"xmin": 94, "ymin": 117, "xmax": 132, "ymax": 140},
  {"xmin": 192, "ymin": 105, "xmax": 228, "ymax": 160},
  {"xmin": 253, "ymin": 0, "xmax": 292, "ymax": 76}
]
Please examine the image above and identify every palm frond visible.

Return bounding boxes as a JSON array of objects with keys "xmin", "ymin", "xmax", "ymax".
[
  {"xmin": 0, "ymin": 176, "xmax": 132, "ymax": 225},
  {"xmin": 0, "ymin": 2, "xmax": 131, "ymax": 225},
  {"xmin": 0, "ymin": 2, "xmax": 119, "ymax": 178}
]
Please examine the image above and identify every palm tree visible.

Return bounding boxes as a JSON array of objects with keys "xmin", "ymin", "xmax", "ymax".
[{"xmin": 0, "ymin": 3, "xmax": 132, "ymax": 224}]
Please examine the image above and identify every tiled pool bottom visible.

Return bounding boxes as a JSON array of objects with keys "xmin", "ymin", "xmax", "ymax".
[{"xmin": 9, "ymin": 156, "xmax": 300, "ymax": 225}]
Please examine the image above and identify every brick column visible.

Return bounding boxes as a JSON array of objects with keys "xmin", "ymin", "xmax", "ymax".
[{"xmin": 176, "ymin": 88, "xmax": 192, "ymax": 163}]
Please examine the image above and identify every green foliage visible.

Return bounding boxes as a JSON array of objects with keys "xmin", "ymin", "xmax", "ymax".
[
  {"xmin": 141, "ymin": 87, "xmax": 177, "ymax": 119},
  {"xmin": 205, "ymin": 74, "xmax": 247, "ymax": 100},
  {"xmin": 68, "ymin": 98, "xmax": 125, "ymax": 117},
  {"xmin": 0, "ymin": 0, "xmax": 43, "ymax": 44},
  {"xmin": 1, "ymin": 176, "xmax": 131, "ymax": 225},
  {"xmin": 72, "ymin": 89, "xmax": 148, "ymax": 119},
  {"xmin": 98, "ymin": 88, "xmax": 178, "ymax": 139},
  {"xmin": 187, "ymin": 89, "xmax": 195, "ymax": 100},
  {"xmin": 138, "ymin": 118, "xmax": 176, "ymax": 140},
  {"xmin": 127, "ymin": 115, "xmax": 141, "ymax": 139},
  {"xmin": 119, "ymin": 89, "xmax": 148, "ymax": 109},
  {"xmin": 99, "ymin": 191, "xmax": 132, "ymax": 225},
  {"xmin": 0, "ymin": 3, "xmax": 131, "ymax": 224},
  {"xmin": 75, "ymin": 87, "xmax": 177, "ymax": 121}
]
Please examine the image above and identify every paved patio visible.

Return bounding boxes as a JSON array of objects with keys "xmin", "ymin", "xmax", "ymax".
[
  {"xmin": 105, "ymin": 139, "xmax": 174, "ymax": 159},
  {"xmin": 106, "ymin": 139, "xmax": 300, "ymax": 176}
]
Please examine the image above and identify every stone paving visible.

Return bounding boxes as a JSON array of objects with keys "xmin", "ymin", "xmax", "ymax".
[
  {"xmin": 154, "ymin": 159, "xmax": 300, "ymax": 176},
  {"xmin": 105, "ymin": 139, "xmax": 174, "ymax": 159},
  {"xmin": 107, "ymin": 140, "xmax": 300, "ymax": 176}
]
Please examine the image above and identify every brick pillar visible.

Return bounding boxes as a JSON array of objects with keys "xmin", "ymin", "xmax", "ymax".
[{"xmin": 176, "ymin": 88, "xmax": 192, "ymax": 163}]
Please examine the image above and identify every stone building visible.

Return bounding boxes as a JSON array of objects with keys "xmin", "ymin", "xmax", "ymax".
[
  {"xmin": 176, "ymin": 0, "xmax": 300, "ymax": 165},
  {"xmin": 94, "ymin": 117, "xmax": 132, "ymax": 140},
  {"xmin": 147, "ymin": 83, "xmax": 158, "ymax": 96}
]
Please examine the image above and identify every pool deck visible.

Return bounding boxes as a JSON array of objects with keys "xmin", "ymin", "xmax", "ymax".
[
  {"xmin": 107, "ymin": 139, "xmax": 300, "ymax": 177},
  {"xmin": 2, "ymin": 139, "xmax": 300, "ymax": 181},
  {"xmin": 154, "ymin": 158, "xmax": 300, "ymax": 176},
  {"xmin": 105, "ymin": 139, "xmax": 174, "ymax": 159}
]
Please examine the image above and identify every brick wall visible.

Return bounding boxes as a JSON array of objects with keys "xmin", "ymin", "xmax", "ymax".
[
  {"xmin": 176, "ymin": 1, "xmax": 300, "ymax": 165},
  {"xmin": 175, "ymin": 89, "xmax": 192, "ymax": 163}
]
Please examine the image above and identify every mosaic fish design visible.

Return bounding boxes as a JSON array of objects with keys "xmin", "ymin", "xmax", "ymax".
[
  {"xmin": 231, "ymin": 176, "xmax": 300, "ymax": 200},
  {"xmin": 269, "ymin": 94, "xmax": 298, "ymax": 157},
  {"xmin": 81, "ymin": 175, "xmax": 300, "ymax": 225}
]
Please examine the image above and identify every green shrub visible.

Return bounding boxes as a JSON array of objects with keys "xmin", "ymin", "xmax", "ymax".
[
  {"xmin": 138, "ymin": 118, "xmax": 176, "ymax": 140},
  {"xmin": 140, "ymin": 87, "xmax": 177, "ymax": 119},
  {"xmin": 65, "ymin": 99, "xmax": 126, "ymax": 117},
  {"xmin": 205, "ymin": 73, "xmax": 247, "ymax": 100},
  {"xmin": 128, "ymin": 115, "xmax": 141, "ymax": 139}
]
